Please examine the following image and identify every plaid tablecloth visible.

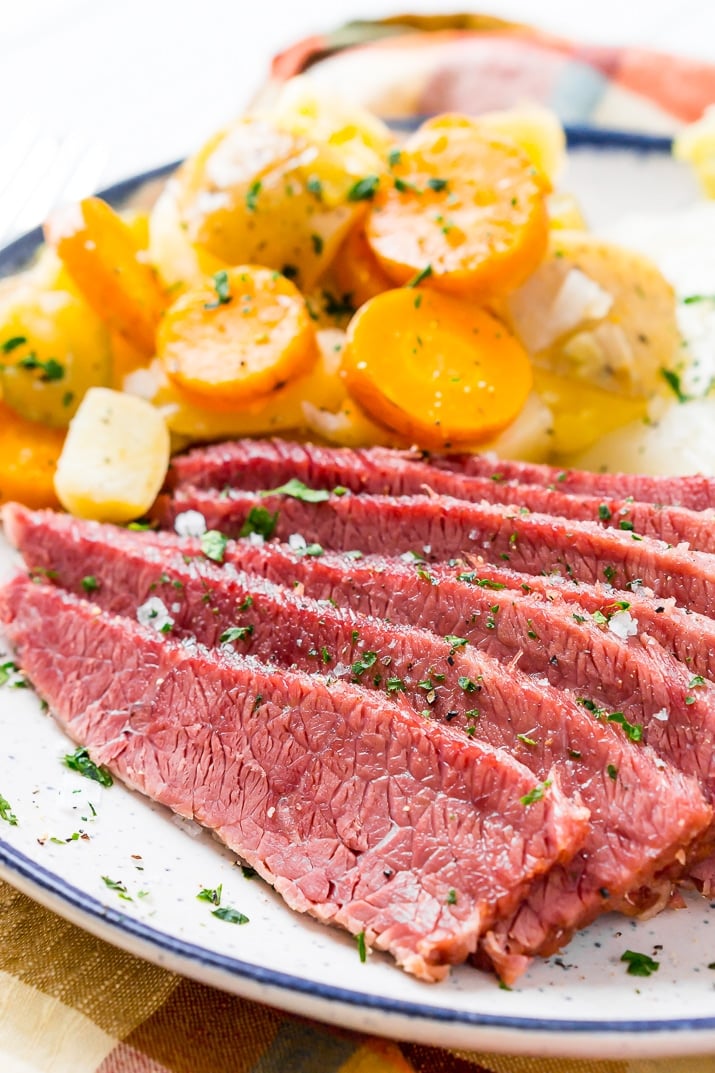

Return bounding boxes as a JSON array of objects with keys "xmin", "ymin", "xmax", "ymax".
[{"xmin": 3, "ymin": 14, "xmax": 715, "ymax": 1073}]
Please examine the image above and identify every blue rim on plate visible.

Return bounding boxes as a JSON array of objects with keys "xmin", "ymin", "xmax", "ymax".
[{"xmin": 4, "ymin": 124, "xmax": 710, "ymax": 1048}]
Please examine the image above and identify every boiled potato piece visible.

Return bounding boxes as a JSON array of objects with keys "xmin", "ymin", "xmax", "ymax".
[
  {"xmin": 506, "ymin": 231, "xmax": 681, "ymax": 399},
  {"xmin": 177, "ymin": 116, "xmax": 364, "ymax": 290},
  {"xmin": 478, "ymin": 390, "xmax": 554, "ymax": 463},
  {"xmin": 147, "ymin": 179, "xmax": 225, "ymax": 292},
  {"xmin": 268, "ymin": 76, "xmax": 394, "ymax": 190},
  {"xmin": 54, "ymin": 388, "xmax": 170, "ymax": 522},
  {"xmin": 0, "ymin": 261, "xmax": 112, "ymax": 428},
  {"xmin": 533, "ymin": 369, "xmax": 646, "ymax": 456},
  {"xmin": 573, "ymin": 398, "xmax": 715, "ymax": 476}
]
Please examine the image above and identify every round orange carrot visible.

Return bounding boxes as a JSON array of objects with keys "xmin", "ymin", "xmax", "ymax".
[
  {"xmin": 44, "ymin": 197, "xmax": 167, "ymax": 357},
  {"xmin": 333, "ymin": 223, "xmax": 395, "ymax": 309},
  {"xmin": 157, "ymin": 265, "xmax": 318, "ymax": 408},
  {"xmin": 0, "ymin": 400, "xmax": 64, "ymax": 508},
  {"xmin": 341, "ymin": 287, "xmax": 532, "ymax": 448},
  {"xmin": 366, "ymin": 123, "xmax": 549, "ymax": 300}
]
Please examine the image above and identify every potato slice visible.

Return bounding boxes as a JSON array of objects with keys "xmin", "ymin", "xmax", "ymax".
[
  {"xmin": 506, "ymin": 230, "xmax": 681, "ymax": 399},
  {"xmin": 0, "ymin": 257, "xmax": 112, "ymax": 428},
  {"xmin": 54, "ymin": 388, "xmax": 170, "ymax": 522}
]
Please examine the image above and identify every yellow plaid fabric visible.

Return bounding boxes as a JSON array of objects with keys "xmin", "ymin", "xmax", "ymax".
[{"xmin": 2, "ymin": 879, "xmax": 714, "ymax": 1073}]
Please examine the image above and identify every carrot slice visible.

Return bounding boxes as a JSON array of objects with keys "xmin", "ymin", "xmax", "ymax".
[
  {"xmin": 342, "ymin": 288, "xmax": 532, "ymax": 448},
  {"xmin": 44, "ymin": 197, "xmax": 167, "ymax": 357},
  {"xmin": 157, "ymin": 266, "xmax": 318, "ymax": 408},
  {"xmin": 366, "ymin": 123, "xmax": 549, "ymax": 299},
  {"xmin": 333, "ymin": 223, "xmax": 395, "ymax": 308},
  {"xmin": 0, "ymin": 400, "xmax": 64, "ymax": 508}
]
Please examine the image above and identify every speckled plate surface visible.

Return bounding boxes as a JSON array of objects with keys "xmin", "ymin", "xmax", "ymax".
[{"xmin": 1, "ymin": 135, "xmax": 715, "ymax": 1060}]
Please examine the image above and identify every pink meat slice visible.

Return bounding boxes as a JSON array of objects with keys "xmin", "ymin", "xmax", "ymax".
[
  {"xmin": 7, "ymin": 505, "xmax": 713, "ymax": 983},
  {"xmin": 154, "ymin": 487, "xmax": 715, "ymax": 618},
  {"xmin": 433, "ymin": 452, "xmax": 715, "ymax": 512},
  {"xmin": 0, "ymin": 574, "xmax": 590, "ymax": 982},
  {"xmin": 167, "ymin": 438, "xmax": 715, "ymax": 553}
]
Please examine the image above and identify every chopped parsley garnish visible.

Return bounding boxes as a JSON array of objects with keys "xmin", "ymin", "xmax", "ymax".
[
  {"xmin": 406, "ymin": 264, "xmax": 433, "ymax": 288},
  {"xmin": 310, "ymin": 233, "xmax": 324, "ymax": 256},
  {"xmin": 0, "ymin": 661, "xmax": 27, "ymax": 688},
  {"xmin": 607, "ymin": 764, "xmax": 618, "ymax": 781},
  {"xmin": 81, "ymin": 575, "xmax": 100, "ymax": 593},
  {"xmin": 347, "ymin": 175, "xmax": 380, "ymax": 201},
  {"xmin": 302, "ymin": 543, "xmax": 323, "ymax": 557},
  {"xmin": 689, "ymin": 675, "xmax": 707, "ymax": 689},
  {"xmin": 245, "ymin": 180, "xmax": 262, "ymax": 212},
  {"xmin": 220, "ymin": 625, "xmax": 254, "ymax": 643},
  {"xmin": 197, "ymin": 884, "xmax": 222, "ymax": 905},
  {"xmin": 261, "ymin": 478, "xmax": 331, "ymax": 503},
  {"xmin": 64, "ymin": 747, "xmax": 113, "ymax": 787},
  {"xmin": 281, "ymin": 264, "xmax": 299, "ymax": 281},
  {"xmin": 516, "ymin": 733, "xmax": 538, "ymax": 747},
  {"xmin": 386, "ymin": 677, "xmax": 405, "ymax": 694},
  {"xmin": 102, "ymin": 875, "xmax": 131, "ymax": 901},
  {"xmin": 621, "ymin": 949, "xmax": 659, "ymax": 977},
  {"xmin": 204, "ymin": 269, "xmax": 232, "ymax": 309},
  {"xmin": 660, "ymin": 367, "xmax": 689, "ymax": 403},
  {"xmin": 212, "ymin": 906, "xmax": 249, "ymax": 924},
  {"xmin": 444, "ymin": 634, "xmax": 468, "ymax": 654},
  {"xmin": 356, "ymin": 930, "xmax": 367, "ymax": 963},
  {"xmin": 306, "ymin": 176, "xmax": 323, "ymax": 200},
  {"xmin": 239, "ymin": 506, "xmax": 278, "ymax": 540},
  {"xmin": 16, "ymin": 354, "xmax": 65, "ymax": 381},
  {"xmin": 127, "ymin": 520, "xmax": 157, "ymax": 531},
  {"xmin": 592, "ymin": 610, "xmax": 608, "ymax": 625},
  {"xmin": 239, "ymin": 596, "xmax": 254, "ymax": 611},
  {"xmin": 619, "ymin": 520, "xmax": 634, "ymax": 531},
  {"xmin": 520, "ymin": 780, "xmax": 552, "ymax": 807},
  {"xmin": 456, "ymin": 572, "xmax": 505, "ymax": 589},
  {"xmin": 241, "ymin": 865, "xmax": 257, "ymax": 879},
  {"xmin": 352, "ymin": 651, "xmax": 378, "ymax": 677},
  {"xmin": 607, "ymin": 712, "xmax": 643, "ymax": 742},
  {"xmin": 603, "ymin": 565, "xmax": 616, "ymax": 583},
  {"xmin": 446, "ymin": 888, "xmax": 458, "ymax": 905},
  {"xmin": 320, "ymin": 646, "xmax": 332, "ymax": 665},
  {"xmin": 458, "ymin": 676, "xmax": 478, "ymax": 693},
  {"xmin": 322, "ymin": 290, "xmax": 356, "ymax": 318},
  {"xmin": 387, "ymin": 148, "xmax": 402, "ymax": 168},
  {"xmin": 1, "ymin": 336, "xmax": 27, "ymax": 353},
  {"xmin": 427, "ymin": 177, "xmax": 448, "ymax": 192},
  {"xmin": 0, "ymin": 794, "xmax": 18, "ymax": 826},
  {"xmin": 598, "ymin": 504, "xmax": 612, "ymax": 521},
  {"xmin": 200, "ymin": 529, "xmax": 229, "ymax": 563}
]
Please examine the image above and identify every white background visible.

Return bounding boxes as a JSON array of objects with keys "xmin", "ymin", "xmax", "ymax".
[{"xmin": 1, "ymin": 0, "xmax": 715, "ymax": 243}]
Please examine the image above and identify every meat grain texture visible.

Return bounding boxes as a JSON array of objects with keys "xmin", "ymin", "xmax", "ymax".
[{"xmin": 4, "ymin": 439, "xmax": 715, "ymax": 983}]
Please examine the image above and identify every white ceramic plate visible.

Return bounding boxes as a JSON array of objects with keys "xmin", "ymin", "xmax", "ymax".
[{"xmin": 2, "ymin": 138, "xmax": 715, "ymax": 1060}]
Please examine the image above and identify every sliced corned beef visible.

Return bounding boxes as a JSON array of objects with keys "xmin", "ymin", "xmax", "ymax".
[
  {"xmin": 0, "ymin": 574, "xmax": 590, "ymax": 982},
  {"xmin": 167, "ymin": 438, "xmax": 715, "ymax": 553},
  {"xmin": 7, "ymin": 505, "xmax": 712, "ymax": 982},
  {"xmin": 432, "ymin": 453, "xmax": 715, "ymax": 512},
  {"xmin": 154, "ymin": 488, "xmax": 715, "ymax": 618},
  {"xmin": 428, "ymin": 560, "xmax": 715, "ymax": 685}
]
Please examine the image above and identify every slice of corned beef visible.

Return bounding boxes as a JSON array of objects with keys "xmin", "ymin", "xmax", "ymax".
[
  {"xmin": 428, "ymin": 559, "xmax": 715, "ymax": 685},
  {"xmin": 0, "ymin": 575, "xmax": 590, "ymax": 983},
  {"xmin": 154, "ymin": 488, "xmax": 715, "ymax": 618},
  {"xmin": 7, "ymin": 505, "xmax": 712, "ymax": 983},
  {"xmin": 432, "ymin": 453, "xmax": 715, "ymax": 512},
  {"xmin": 167, "ymin": 439, "xmax": 715, "ymax": 553}
]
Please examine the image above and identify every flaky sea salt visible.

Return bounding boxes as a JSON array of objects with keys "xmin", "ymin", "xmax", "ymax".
[
  {"xmin": 174, "ymin": 510, "xmax": 207, "ymax": 538},
  {"xmin": 136, "ymin": 597, "xmax": 174, "ymax": 634},
  {"xmin": 607, "ymin": 610, "xmax": 639, "ymax": 640},
  {"xmin": 288, "ymin": 533, "xmax": 307, "ymax": 551},
  {"xmin": 652, "ymin": 707, "xmax": 669, "ymax": 722}
]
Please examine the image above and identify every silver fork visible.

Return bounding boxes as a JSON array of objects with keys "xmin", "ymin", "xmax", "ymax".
[{"xmin": 0, "ymin": 126, "xmax": 109, "ymax": 249}]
